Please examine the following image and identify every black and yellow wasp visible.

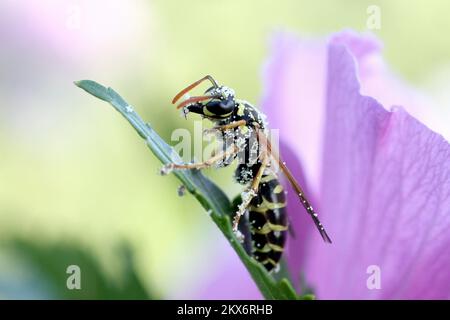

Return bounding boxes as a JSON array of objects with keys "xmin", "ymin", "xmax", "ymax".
[{"xmin": 162, "ymin": 75, "xmax": 331, "ymax": 272}]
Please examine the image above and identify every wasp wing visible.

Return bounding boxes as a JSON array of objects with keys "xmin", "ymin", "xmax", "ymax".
[{"xmin": 256, "ymin": 127, "xmax": 332, "ymax": 244}]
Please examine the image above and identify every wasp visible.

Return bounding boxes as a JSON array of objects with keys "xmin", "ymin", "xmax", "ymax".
[{"xmin": 162, "ymin": 75, "xmax": 331, "ymax": 272}]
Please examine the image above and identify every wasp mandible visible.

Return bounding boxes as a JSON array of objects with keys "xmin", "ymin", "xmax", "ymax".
[{"xmin": 161, "ymin": 75, "xmax": 331, "ymax": 272}]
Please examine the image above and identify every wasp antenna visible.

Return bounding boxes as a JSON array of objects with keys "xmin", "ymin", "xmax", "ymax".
[
  {"xmin": 172, "ymin": 75, "xmax": 219, "ymax": 104},
  {"xmin": 176, "ymin": 95, "xmax": 219, "ymax": 109}
]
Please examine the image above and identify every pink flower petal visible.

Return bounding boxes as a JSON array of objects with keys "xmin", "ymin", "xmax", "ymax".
[
  {"xmin": 331, "ymin": 30, "xmax": 449, "ymax": 141},
  {"xmin": 303, "ymin": 41, "xmax": 450, "ymax": 299},
  {"xmin": 263, "ymin": 31, "xmax": 450, "ymax": 299}
]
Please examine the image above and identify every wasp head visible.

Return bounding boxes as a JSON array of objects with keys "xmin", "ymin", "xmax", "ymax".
[
  {"xmin": 188, "ymin": 86, "xmax": 236, "ymax": 120},
  {"xmin": 172, "ymin": 76, "xmax": 237, "ymax": 121}
]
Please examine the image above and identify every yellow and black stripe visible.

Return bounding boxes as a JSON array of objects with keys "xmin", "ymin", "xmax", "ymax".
[{"xmin": 248, "ymin": 174, "xmax": 288, "ymax": 272}]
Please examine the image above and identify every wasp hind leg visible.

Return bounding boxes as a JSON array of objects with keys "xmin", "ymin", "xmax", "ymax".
[
  {"xmin": 160, "ymin": 144, "xmax": 238, "ymax": 174},
  {"xmin": 232, "ymin": 152, "xmax": 269, "ymax": 237}
]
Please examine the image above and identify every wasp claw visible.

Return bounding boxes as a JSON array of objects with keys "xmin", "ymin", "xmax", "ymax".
[{"xmin": 160, "ymin": 163, "xmax": 174, "ymax": 176}]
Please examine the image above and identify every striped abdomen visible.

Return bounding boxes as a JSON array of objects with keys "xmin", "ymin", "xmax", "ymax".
[{"xmin": 249, "ymin": 173, "xmax": 288, "ymax": 272}]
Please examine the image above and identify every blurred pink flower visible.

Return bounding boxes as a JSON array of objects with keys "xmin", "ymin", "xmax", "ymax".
[
  {"xmin": 0, "ymin": 1, "xmax": 152, "ymax": 143},
  {"xmin": 197, "ymin": 31, "xmax": 450, "ymax": 299},
  {"xmin": 0, "ymin": 1, "xmax": 150, "ymax": 62}
]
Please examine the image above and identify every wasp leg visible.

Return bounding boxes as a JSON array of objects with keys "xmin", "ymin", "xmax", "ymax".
[
  {"xmin": 161, "ymin": 145, "xmax": 238, "ymax": 174},
  {"xmin": 203, "ymin": 120, "xmax": 247, "ymax": 136},
  {"xmin": 232, "ymin": 152, "xmax": 269, "ymax": 235}
]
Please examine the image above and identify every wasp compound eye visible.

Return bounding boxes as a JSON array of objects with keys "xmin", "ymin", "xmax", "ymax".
[{"xmin": 205, "ymin": 96, "xmax": 236, "ymax": 116}]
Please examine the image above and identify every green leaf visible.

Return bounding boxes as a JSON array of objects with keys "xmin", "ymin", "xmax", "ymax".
[
  {"xmin": 299, "ymin": 293, "xmax": 316, "ymax": 300},
  {"xmin": 75, "ymin": 80, "xmax": 301, "ymax": 300}
]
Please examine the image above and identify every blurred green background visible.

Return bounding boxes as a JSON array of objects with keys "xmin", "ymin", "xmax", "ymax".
[{"xmin": 0, "ymin": 0, "xmax": 449, "ymax": 298}]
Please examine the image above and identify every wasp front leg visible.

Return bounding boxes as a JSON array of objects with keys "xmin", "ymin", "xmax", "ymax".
[
  {"xmin": 160, "ymin": 144, "xmax": 238, "ymax": 175},
  {"xmin": 203, "ymin": 120, "xmax": 247, "ymax": 136}
]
